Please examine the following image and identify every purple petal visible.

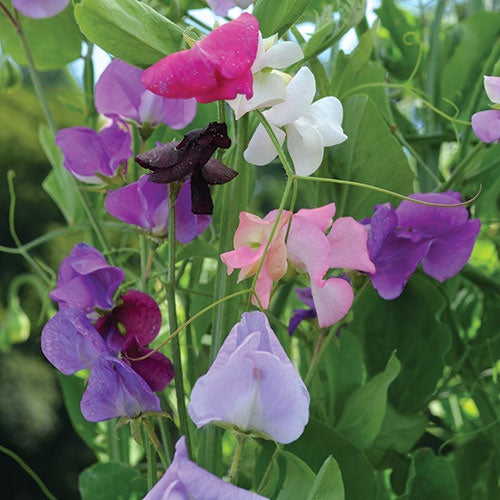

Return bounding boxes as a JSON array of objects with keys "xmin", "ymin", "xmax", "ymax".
[
  {"xmin": 98, "ymin": 120, "xmax": 133, "ymax": 174},
  {"xmin": 50, "ymin": 243, "xmax": 125, "ymax": 314},
  {"xmin": 41, "ymin": 308, "xmax": 107, "ymax": 374},
  {"xmin": 12, "ymin": 0, "xmax": 69, "ymax": 18},
  {"xmin": 295, "ymin": 287, "xmax": 315, "ymax": 309},
  {"xmin": 175, "ymin": 180, "xmax": 211, "ymax": 243},
  {"xmin": 138, "ymin": 91, "xmax": 197, "ymax": 129},
  {"xmin": 80, "ymin": 354, "xmax": 161, "ymax": 422},
  {"xmin": 484, "ymin": 76, "xmax": 500, "ymax": 104},
  {"xmin": 364, "ymin": 203, "xmax": 398, "ymax": 259},
  {"xmin": 471, "ymin": 110, "xmax": 500, "ymax": 143},
  {"xmin": 288, "ymin": 308, "xmax": 317, "ymax": 335}
]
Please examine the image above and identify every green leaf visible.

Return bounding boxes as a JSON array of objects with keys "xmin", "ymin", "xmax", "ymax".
[
  {"xmin": 318, "ymin": 94, "xmax": 414, "ymax": 219},
  {"xmin": 286, "ymin": 418, "xmax": 377, "ymax": 500},
  {"xmin": 74, "ymin": 0, "xmax": 184, "ymax": 68},
  {"xmin": 306, "ymin": 456, "xmax": 345, "ymax": 500},
  {"xmin": 0, "ymin": 55, "xmax": 22, "ymax": 92},
  {"xmin": 79, "ymin": 461, "xmax": 147, "ymax": 500},
  {"xmin": 176, "ymin": 238, "xmax": 219, "ymax": 262},
  {"xmin": 39, "ymin": 124, "xmax": 85, "ymax": 225},
  {"xmin": 0, "ymin": 1, "xmax": 81, "ymax": 70},
  {"xmin": 274, "ymin": 450, "xmax": 317, "ymax": 500},
  {"xmin": 253, "ymin": 0, "xmax": 311, "ymax": 37},
  {"xmin": 336, "ymin": 352, "xmax": 401, "ymax": 449}
]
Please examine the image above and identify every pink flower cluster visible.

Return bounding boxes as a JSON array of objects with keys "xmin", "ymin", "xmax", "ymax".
[{"xmin": 221, "ymin": 204, "xmax": 375, "ymax": 328}]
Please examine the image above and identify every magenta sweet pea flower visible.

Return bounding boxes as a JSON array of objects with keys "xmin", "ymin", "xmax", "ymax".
[
  {"xmin": 105, "ymin": 176, "xmax": 211, "ymax": 242},
  {"xmin": 471, "ymin": 76, "xmax": 500, "ymax": 143},
  {"xmin": 95, "ymin": 59, "xmax": 196, "ymax": 129},
  {"xmin": 41, "ymin": 308, "xmax": 161, "ymax": 422},
  {"xmin": 49, "ymin": 243, "xmax": 125, "ymax": 316},
  {"xmin": 55, "ymin": 120, "xmax": 132, "ymax": 184},
  {"xmin": 12, "ymin": 0, "xmax": 69, "ymax": 18},
  {"xmin": 189, "ymin": 312, "xmax": 309, "ymax": 444},
  {"xmin": 206, "ymin": 0, "xmax": 255, "ymax": 16},
  {"xmin": 144, "ymin": 436, "xmax": 266, "ymax": 499},
  {"xmin": 363, "ymin": 191, "xmax": 481, "ymax": 300},
  {"xmin": 142, "ymin": 13, "xmax": 259, "ymax": 104}
]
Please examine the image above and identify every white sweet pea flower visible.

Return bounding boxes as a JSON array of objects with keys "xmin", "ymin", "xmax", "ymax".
[
  {"xmin": 227, "ymin": 34, "xmax": 304, "ymax": 119},
  {"xmin": 244, "ymin": 66, "xmax": 348, "ymax": 176}
]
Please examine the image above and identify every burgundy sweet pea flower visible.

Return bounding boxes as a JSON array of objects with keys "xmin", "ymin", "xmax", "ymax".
[
  {"xmin": 96, "ymin": 290, "xmax": 174, "ymax": 392},
  {"xmin": 49, "ymin": 243, "xmax": 125, "ymax": 316},
  {"xmin": 135, "ymin": 122, "xmax": 237, "ymax": 214},
  {"xmin": 142, "ymin": 13, "xmax": 259, "ymax": 104},
  {"xmin": 144, "ymin": 436, "xmax": 266, "ymax": 499},
  {"xmin": 105, "ymin": 175, "xmax": 211, "ymax": 242},
  {"xmin": 12, "ymin": 0, "xmax": 69, "ymax": 18},
  {"xmin": 41, "ymin": 308, "xmax": 161, "ymax": 422},
  {"xmin": 95, "ymin": 59, "xmax": 196, "ymax": 129},
  {"xmin": 55, "ymin": 120, "xmax": 132, "ymax": 184},
  {"xmin": 189, "ymin": 311, "xmax": 310, "ymax": 444},
  {"xmin": 471, "ymin": 76, "xmax": 500, "ymax": 143},
  {"xmin": 363, "ymin": 192, "xmax": 481, "ymax": 300}
]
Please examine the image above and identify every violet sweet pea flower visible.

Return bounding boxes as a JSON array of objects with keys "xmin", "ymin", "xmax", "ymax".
[
  {"xmin": 189, "ymin": 312, "xmax": 310, "ymax": 444},
  {"xmin": 41, "ymin": 308, "xmax": 161, "ymax": 422},
  {"xmin": 206, "ymin": 0, "xmax": 255, "ymax": 17},
  {"xmin": 142, "ymin": 13, "xmax": 259, "ymax": 104},
  {"xmin": 95, "ymin": 59, "xmax": 196, "ymax": 129},
  {"xmin": 55, "ymin": 120, "xmax": 132, "ymax": 184},
  {"xmin": 49, "ymin": 243, "xmax": 125, "ymax": 316},
  {"xmin": 105, "ymin": 176, "xmax": 211, "ymax": 242},
  {"xmin": 288, "ymin": 288, "xmax": 317, "ymax": 335},
  {"xmin": 363, "ymin": 191, "xmax": 481, "ymax": 300},
  {"xmin": 471, "ymin": 76, "xmax": 500, "ymax": 143},
  {"xmin": 12, "ymin": 0, "xmax": 69, "ymax": 18},
  {"xmin": 144, "ymin": 436, "xmax": 266, "ymax": 499}
]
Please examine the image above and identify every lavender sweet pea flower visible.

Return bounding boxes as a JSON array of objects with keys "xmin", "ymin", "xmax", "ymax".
[
  {"xmin": 55, "ymin": 120, "xmax": 132, "ymax": 184},
  {"xmin": 41, "ymin": 308, "xmax": 161, "ymax": 422},
  {"xmin": 145, "ymin": 436, "xmax": 266, "ymax": 499},
  {"xmin": 95, "ymin": 59, "xmax": 196, "ymax": 129},
  {"xmin": 49, "ymin": 243, "xmax": 125, "ymax": 316},
  {"xmin": 206, "ymin": 0, "xmax": 255, "ymax": 16},
  {"xmin": 12, "ymin": 0, "xmax": 69, "ymax": 18},
  {"xmin": 189, "ymin": 311, "xmax": 309, "ymax": 444},
  {"xmin": 471, "ymin": 75, "xmax": 500, "ymax": 144},
  {"xmin": 364, "ymin": 192, "xmax": 481, "ymax": 299},
  {"xmin": 105, "ymin": 176, "xmax": 211, "ymax": 242}
]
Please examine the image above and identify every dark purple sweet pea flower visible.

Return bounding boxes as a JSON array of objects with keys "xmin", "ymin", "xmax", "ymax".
[
  {"xmin": 49, "ymin": 243, "xmax": 125, "ymax": 316},
  {"xmin": 105, "ymin": 175, "xmax": 211, "ymax": 243},
  {"xmin": 188, "ymin": 311, "xmax": 309, "ymax": 444},
  {"xmin": 144, "ymin": 436, "xmax": 266, "ymax": 500},
  {"xmin": 363, "ymin": 192, "xmax": 481, "ymax": 300},
  {"xmin": 41, "ymin": 308, "xmax": 161, "ymax": 422},
  {"xmin": 135, "ymin": 122, "xmax": 237, "ymax": 214},
  {"xmin": 55, "ymin": 120, "xmax": 132, "ymax": 184},
  {"xmin": 288, "ymin": 288, "xmax": 317, "ymax": 335},
  {"xmin": 471, "ymin": 75, "xmax": 500, "ymax": 144},
  {"xmin": 12, "ymin": 0, "xmax": 69, "ymax": 18},
  {"xmin": 95, "ymin": 290, "xmax": 174, "ymax": 392},
  {"xmin": 95, "ymin": 59, "xmax": 196, "ymax": 129}
]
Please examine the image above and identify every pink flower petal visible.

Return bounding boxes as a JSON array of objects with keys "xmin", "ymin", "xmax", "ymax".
[
  {"xmin": 220, "ymin": 245, "xmax": 264, "ymax": 277},
  {"xmin": 295, "ymin": 203, "xmax": 336, "ymax": 232},
  {"xmin": 310, "ymin": 278, "xmax": 354, "ymax": 328}
]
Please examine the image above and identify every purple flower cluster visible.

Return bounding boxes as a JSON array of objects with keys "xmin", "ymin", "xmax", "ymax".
[{"xmin": 42, "ymin": 243, "xmax": 173, "ymax": 422}]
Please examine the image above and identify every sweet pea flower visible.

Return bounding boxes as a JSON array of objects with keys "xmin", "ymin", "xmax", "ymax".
[
  {"xmin": 227, "ymin": 33, "xmax": 304, "ymax": 119},
  {"xmin": 55, "ymin": 120, "xmax": 132, "ymax": 184},
  {"xmin": 288, "ymin": 288, "xmax": 317, "ymax": 335},
  {"xmin": 221, "ymin": 204, "xmax": 374, "ymax": 327},
  {"xmin": 144, "ymin": 436, "xmax": 266, "ymax": 499},
  {"xmin": 49, "ymin": 243, "xmax": 125, "ymax": 316},
  {"xmin": 95, "ymin": 290, "xmax": 174, "ymax": 392},
  {"xmin": 244, "ymin": 66, "xmax": 347, "ymax": 176},
  {"xmin": 105, "ymin": 176, "xmax": 211, "ymax": 242},
  {"xmin": 363, "ymin": 192, "xmax": 481, "ymax": 300},
  {"xmin": 41, "ymin": 308, "xmax": 161, "ymax": 422},
  {"xmin": 12, "ymin": 0, "xmax": 69, "ymax": 18},
  {"xmin": 189, "ymin": 312, "xmax": 309, "ymax": 444},
  {"xmin": 142, "ymin": 13, "xmax": 259, "ymax": 104},
  {"xmin": 95, "ymin": 59, "xmax": 196, "ymax": 129},
  {"xmin": 206, "ymin": 0, "xmax": 255, "ymax": 17},
  {"xmin": 135, "ymin": 122, "xmax": 237, "ymax": 214},
  {"xmin": 471, "ymin": 76, "xmax": 500, "ymax": 143}
]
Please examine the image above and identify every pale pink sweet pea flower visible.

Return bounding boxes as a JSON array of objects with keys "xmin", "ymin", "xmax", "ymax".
[
  {"xmin": 244, "ymin": 66, "xmax": 347, "ymax": 176},
  {"xmin": 142, "ymin": 13, "xmax": 259, "ymax": 104},
  {"xmin": 471, "ymin": 75, "xmax": 500, "ymax": 143}
]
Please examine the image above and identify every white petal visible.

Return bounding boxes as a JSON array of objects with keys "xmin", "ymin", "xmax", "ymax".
[
  {"xmin": 244, "ymin": 123, "xmax": 285, "ymax": 166},
  {"xmin": 305, "ymin": 97, "xmax": 348, "ymax": 146},
  {"xmin": 484, "ymin": 75, "xmax": 500, "ymax": 104},
  {"xmin": 251, "ymin": 32, "xmax": 267, "ymax": 72},
  {"xmin": 286, "ymin": 121, "xmax": 325, "ymax": 176},
  {"xmin": 265, "ymin": 67, "xmax": 316, "ymax": 127},
  {"xmin": 263, "ymin": 41, "xmax": 304, "ymax": 69}
]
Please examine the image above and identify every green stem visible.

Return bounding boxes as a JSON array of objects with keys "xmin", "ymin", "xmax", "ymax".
[
  {"xmin": 166, "ymin": 184, "xmax": 191, "ymax": 456},
  {"xmin": 0, "ymin": 225, "xmax": 75, "ymax": 254},
  {"xmin": 106, "ymin": 420, "xmax": 120, "ymax": 461},
  {"xmin": 440, "ymin": 142, "xmax": 485, "ymax": 191},
  {"xmin": 0, "ymin": 445, "xmax": 57, "ymax": 500},
  {"xmin": 144, "ymin": 418, "xmax": 169, "ymax": 469},
  {"xmin": 83, "ymin": 42, "xmax": 98, "ymax": 129},
  {"xmin": 143, "ymin": 424, "xmax": 156, "ymax": 491},
  {"xmin": 229, "ymin": 434, "xmax": 247, "ymax": 485}
]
